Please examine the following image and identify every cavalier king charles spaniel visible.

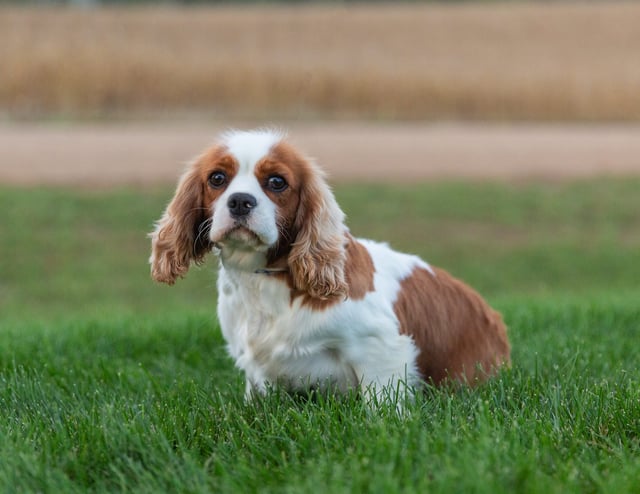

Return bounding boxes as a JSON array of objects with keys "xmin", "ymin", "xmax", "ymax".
[{"xmin": 150, "ymin": 129, "xmax": 510, "ymax": 403}]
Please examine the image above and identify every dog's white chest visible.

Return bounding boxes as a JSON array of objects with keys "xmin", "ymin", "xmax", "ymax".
[{"xmin": 217, "ymin": 269, "xmax": 358, "ymax": 392}]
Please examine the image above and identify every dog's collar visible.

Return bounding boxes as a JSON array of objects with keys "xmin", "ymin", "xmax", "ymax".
[
  {"xmin": 254, "ymin": 268, "xmax": 289, "ymax": 276},
  {"xmin": 213, "ymin": 243, "xmax": 288, "ymax": 276}
]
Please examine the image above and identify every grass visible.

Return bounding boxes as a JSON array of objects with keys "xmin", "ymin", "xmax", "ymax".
[
  {"xmin": 2, "ymin": 180, "xmax": 639, "ymax": 318},
  {"xmin": 1, "ymin": 180, "xmax": 640, "ymax": 492},
  {"xmin": 2, "ymin": 2, "xmax": 640, "ymax": 121}
]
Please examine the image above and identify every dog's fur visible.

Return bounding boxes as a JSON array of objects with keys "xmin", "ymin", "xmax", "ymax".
[{"xmin": 150, "ymin": 129, "xmax": 510, "ymax": 402}]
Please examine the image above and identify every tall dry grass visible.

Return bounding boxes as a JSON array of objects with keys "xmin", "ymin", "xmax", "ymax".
[{"xmin": 2, "ymin": 2, "xmax": 640, "ymax": 121}]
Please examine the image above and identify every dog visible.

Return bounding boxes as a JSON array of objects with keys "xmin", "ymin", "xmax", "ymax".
[{"xmin": 150, "ymin": 129, "xmax": 510, "ymax": 403}]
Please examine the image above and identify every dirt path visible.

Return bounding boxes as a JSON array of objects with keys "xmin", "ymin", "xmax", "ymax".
[{"xmin": 2, "ymin": 122, "xmax": 640, "ymax": 187}]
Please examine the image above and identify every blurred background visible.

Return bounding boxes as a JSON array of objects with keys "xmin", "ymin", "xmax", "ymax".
[
  {"xmin": 2, "ymin": 0, "xmax": 640, "ymax": 122},
  {"xmin": 2, "ymin": 0, "xmax": 640, "ymax": 186},
  {"xmin": 1, "ymin": 0, "xmax": 640, "ymax": 318}
]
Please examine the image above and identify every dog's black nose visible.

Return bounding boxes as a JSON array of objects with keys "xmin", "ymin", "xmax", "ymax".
[{"xmin": 227, "ymin": 193, "xmax": 257, "ymax": 218}]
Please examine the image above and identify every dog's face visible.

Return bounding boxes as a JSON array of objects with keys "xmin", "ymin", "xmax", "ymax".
[
  {"xmin": 205, "ymin": 131, "xmax": 302, "ymax": 264},
  {"xmin": 150, "ymin": 130, "xmax": 348, "ymax": 300}
]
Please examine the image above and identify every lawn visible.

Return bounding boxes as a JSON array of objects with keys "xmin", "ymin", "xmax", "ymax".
[{"xmin": 1, "ymin": 180, "xmax": 639, "ymax": 492}]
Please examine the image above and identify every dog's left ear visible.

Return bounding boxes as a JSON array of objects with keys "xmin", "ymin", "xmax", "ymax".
[
  {"xmin": 289, "ymin": 163, "xmax": 348, "ymax": 300},
  {"xmin": 149, "ymin": 163, "xmax": 211, "ymax": 284}
]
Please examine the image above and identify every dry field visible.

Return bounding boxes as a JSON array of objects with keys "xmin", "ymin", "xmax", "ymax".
[{"xmin": 2, "ymin": 2, "xmax": 640, "ymax": 121}]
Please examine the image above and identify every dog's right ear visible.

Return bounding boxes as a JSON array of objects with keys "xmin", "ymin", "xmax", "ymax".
[{"xmin": 149, "ymin": 163, "xmax": 211, "ymax": 285}]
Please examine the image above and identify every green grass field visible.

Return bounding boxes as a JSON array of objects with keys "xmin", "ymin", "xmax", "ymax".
[{"xmin": 1, "ymin": 180, "xmax": 639, "ymax": 492}]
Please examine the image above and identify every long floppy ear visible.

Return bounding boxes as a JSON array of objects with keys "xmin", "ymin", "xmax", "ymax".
[
  {"xmin": 149, "ymin": 164, "xmax": 211, "ymax": 285},
  {"xmin": 289, "ymin": 163, "xmax": 348, "ymax": 300}
]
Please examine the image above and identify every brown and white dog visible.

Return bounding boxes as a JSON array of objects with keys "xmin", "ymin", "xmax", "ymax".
[{"xmin": 150, "ymin": 129, "xmax": 510, "ymax": 403}]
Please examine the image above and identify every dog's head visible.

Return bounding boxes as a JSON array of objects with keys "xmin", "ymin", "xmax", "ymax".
[{"xmin": 149, "ymin": 129, "xmax": 347, "ymax": 300}]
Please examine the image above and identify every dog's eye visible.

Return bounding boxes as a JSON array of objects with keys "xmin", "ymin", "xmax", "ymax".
[
  {"xmin": 266, "ymin": 175, "xmax": 288, "ymax": 192},
  {"xmin": 208, "ymin": 171, "xmax": 227, "ymax": 189}
]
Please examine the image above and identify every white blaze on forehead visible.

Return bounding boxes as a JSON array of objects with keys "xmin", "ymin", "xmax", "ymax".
[{"xmin": 220, "ymin": 129, "xmax": 285, "ymax": 174}]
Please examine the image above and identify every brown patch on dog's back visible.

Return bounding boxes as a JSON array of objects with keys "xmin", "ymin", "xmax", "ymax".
[
  {"xmin": 394, "ymin": 266, "xmax": 510, "ymax": 385},
  {"xmin": 343, "ymin": 235, "xmax": 375, "ymax": 300}
]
